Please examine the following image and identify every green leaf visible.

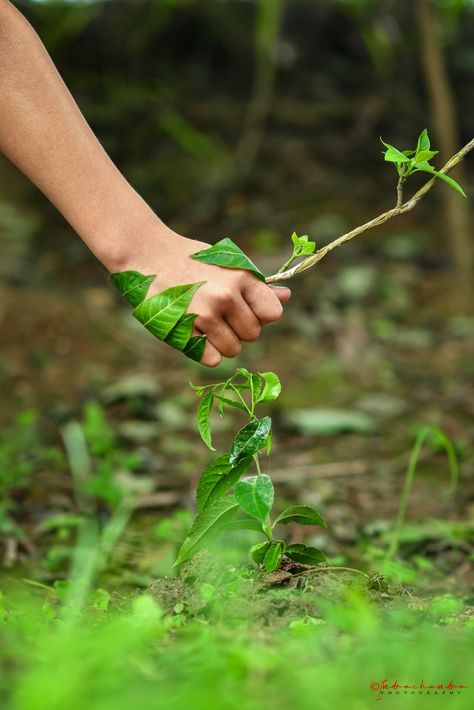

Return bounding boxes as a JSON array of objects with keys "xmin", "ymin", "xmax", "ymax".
[
  {"xmin": 184, "ymin": 335, "xmax": 207, "ymax": 362},
  {"xmin": 250, "ymin": 541, "xmax": 271, "ymax": 564},
  {"xmin": 196, "ymin": 454, "xmax": 253, "ymax": 512},
  {"xmin": 264, "ymin": 542, "xmax": 283, "ymax": 572},
  {"xmin": 175, "ymin": 496, "xmax": 239, "ymax": 565},
  {"xmin": 232, "ymin": 367, "xmax": 253, "ymax": 384},
  {"xmin": 191, "ymin": 238, "xmax": 266, "ymax": 282},
  {"xmin": 133, "ymin": 281, "xmax": 204, "ymax": 341},
  {"xmin": 250, "ymin": 374, "xmax": 263, "ymax": 403},
  {"xmin": 189, "ymin": 382, "xmax": 213, "ymax": 395},
  {"xmin": 416, "ymin": 128, "xmax": 430, "ymax": 153},
  {"xmin": 266, "ymin": 429, "xmax": 272, "ymax": 456},
  {"xmin": 109, "ymin": 270, "xmax": 155, "ymax": 307},
  {"xmin": 235, "ymin": 474, "xmax": 274, "ymax": 522},
  {"xmin": 414, "ymin": 149, "xmax": 438, "ymax": 164},
  {"xmin": 291, "ymin": 233, "xmax": 316, "ymax": 256},
  {"xmin": 215, "ymin": 394, "xmax": 248, "ymax": 415},
  {"xmin": 256, "ymin": 372, "xmax": 281, "ymax": 403},
  {"xmin": 222, "ymin": 518, "xmax": 264, "ymax": 533},
  {"xmin": 229, "ymin": 416, "xmax": 272, "ymax": 464},
  {"xmin": 285, "ymin": 544, "xmax": 326, "ymax": 565},
  {"xmin": 165, "ymin": 313, "xmax": 197, "ymax": 350},
  {"xmin": 415, "ymin": 164, "xmax": 467, "ymax": 198},
  {"xmin": 273, "ymin": 505, "xmax": 327, "ymax": 528},
  {"xmin": 197, "ymin": 390, "xmax": 215, "ymax": 450},
  {"xmin": 300, "ymin": 241, "xmax": 316, "ymax": 255},
  {"xmin": 380, "ymin": 138, "xmax": 411, "ymax": 164}
]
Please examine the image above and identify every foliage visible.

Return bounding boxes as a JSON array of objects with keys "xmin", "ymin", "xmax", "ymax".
[
  {"xmin": 110, "ymin": 270, "xmax": 207, "ymax": 361},
  {"xmin": 191, "ymin": 237, "xmax": 266, "ymax": 282},
  {"xmin": 0, "ymin": 570, "xmax": 473, "ymax": 710},
  {"xmin": 381, "ymin": 128, "xmax": 467, "ymax": 197},
  {"xmin": 176, "ymin": 368, "xmax": 327, "ymax": 571}
]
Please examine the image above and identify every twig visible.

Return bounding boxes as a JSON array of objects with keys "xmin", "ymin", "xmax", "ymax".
[
  {"xmin": 396, "ymin": 174, "xmax": 405, "ymax": 208},
  {"xmin": 265, "ymin": 137, "xmax": 474, "ymax": 284}
]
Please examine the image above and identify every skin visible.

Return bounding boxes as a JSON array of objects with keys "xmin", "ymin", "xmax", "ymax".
[{"xmin": 0, "ymin": 0, "xmax": 290, "ymax": 367}]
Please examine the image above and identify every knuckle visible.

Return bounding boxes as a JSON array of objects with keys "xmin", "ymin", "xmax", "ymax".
[
  {"xmin": 196, "ymin": 312, "xmax": 216, "ymax": 330},
  {"xmin": 243, "ymin": 324, "xmax": 261, "ymax": 342},
  {"xmin": 215, "ymin": 288, "xmax": 234, "ymax": 307}
]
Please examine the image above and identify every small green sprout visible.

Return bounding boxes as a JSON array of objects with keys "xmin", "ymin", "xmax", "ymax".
[{"xmin": 381, "ymin": 128, "xmax": 466, "ymax": 198}]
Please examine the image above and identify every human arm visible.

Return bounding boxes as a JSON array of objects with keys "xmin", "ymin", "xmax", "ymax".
[{"xmin": 0, "ymin": 0, "xmax": 290, "ymax": 366}]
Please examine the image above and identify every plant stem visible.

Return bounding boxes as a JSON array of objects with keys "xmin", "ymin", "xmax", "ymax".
[
  {"xmin": 254, "ymin": 453, "xmax": 262, "ymax": 474},
  {"xmin": 396, "ymin": 173, "xmax": 406, "ymax": 208},
  {"xmin": 266, "ymin": 137, "xmax": 474, "ymax": 284},
  {"xmin": 277, "ymin": 253, "xmax": 297, "ymax": 273},
  {"xmin": 230, "ymin": 383, "xmax": 252, "ymax": 416}
]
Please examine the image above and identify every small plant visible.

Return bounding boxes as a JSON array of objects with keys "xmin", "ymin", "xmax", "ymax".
[{"xmin": 175, "ymin": 368, "xmax": 327, "ymax": 570}]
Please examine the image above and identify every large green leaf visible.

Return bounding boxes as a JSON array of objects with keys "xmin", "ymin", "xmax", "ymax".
[
  {"xmin": 133, "ymin": 281, "xmax": 204, "ymax": 340},
  {"xmin": 273, "ymin": 505, "xmax": 327, "ymax": 528},
  {"xmin": 175, "ymin": 496, "xmax": 239, "ymax": 566},
  {"xmin": 229, "ymin": 416, "xmax": 272, "ymax": 464},
  {"xmin": 256, "ymin": 372, "xmax": 281, "ymax": 403},
  {"xmin": 235, "ymin": 474, "xmax": 274, "ymax": 523},
  {"xmin": 222, "ymin": 517, "xmax": 264, "ymax": 533},
  {"xmin": 109, "ymin": 270, "xmax": 154, "ymax": 307},
  {"xmin": 264, "ymin": 542, "xmax": 283, "ymax": 572},
  {"xmin": 165, "ymin": 313, "xmax": 197, "ymax": 350},
  {"xmin": 191, "ymin": 238, "xmax": 266, "ymax": 282},
  {"xmin": 196, "ymin": 454, "xmax": 253, "ymax": 512},
  {"xmin": 197, "ymin": 390, "xmax": 215, "ymax": 450},
  {"xmin": 285, "ymin": 544, "xmax": 326, "ymax": 565}
]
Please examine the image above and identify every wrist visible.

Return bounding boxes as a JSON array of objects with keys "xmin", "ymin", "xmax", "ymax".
[{"xmin": 86, "ymin": 205, "xmax": 182, "ymax": 275}]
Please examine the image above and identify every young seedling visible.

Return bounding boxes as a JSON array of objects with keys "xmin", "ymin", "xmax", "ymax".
[
  {"xmin": 175, "ymin": 368, "xmax": 327, "ymax": 571},
  {"xmin": 109, "ymin": 129, "xmax": 473, "ymax": 572}
]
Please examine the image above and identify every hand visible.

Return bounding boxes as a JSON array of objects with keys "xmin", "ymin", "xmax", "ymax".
[{"xmin": 144, "ymin": 233, "xmax": 291, "ymax": 367}]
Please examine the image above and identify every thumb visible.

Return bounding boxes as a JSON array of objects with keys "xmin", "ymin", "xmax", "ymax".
[{"xmin": 269, "ymin": 285, "xmax": 291, "ymax": 303}]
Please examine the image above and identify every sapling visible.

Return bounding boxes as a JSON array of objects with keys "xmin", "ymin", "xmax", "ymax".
[
  {"xmin": 179, "ymin": 368, "xmax": 327, "ymax": 570},
  {"xmin": 110, "ymin": 130, "xmax": 473, "ymax": 572}
]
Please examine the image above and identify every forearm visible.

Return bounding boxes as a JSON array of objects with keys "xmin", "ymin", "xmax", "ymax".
[
  {"xmin": 0, "ymin": 1, "xmax": 291, "ymax": 368},
  {"xmin": 0, "ymin": 0, "xmax": 171, "ymax": 271}
]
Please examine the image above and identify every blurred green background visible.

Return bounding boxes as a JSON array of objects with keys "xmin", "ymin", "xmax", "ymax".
[
  {"xmin": 2, "ymin": 0, "xmax": 474, "ymax": 284},
  {"xmin": 0, "ymin": 0, "xmax": 473, "ymax": 590}
]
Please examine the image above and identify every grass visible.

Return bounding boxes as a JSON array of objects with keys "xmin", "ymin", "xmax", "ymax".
[
  {"xmin": 1, "ymin": 564, "xmax": 473, "ymax": 710},
  {"xmin": 0, "ymin": 404, "xmax": 472, "ymax": 709}
]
